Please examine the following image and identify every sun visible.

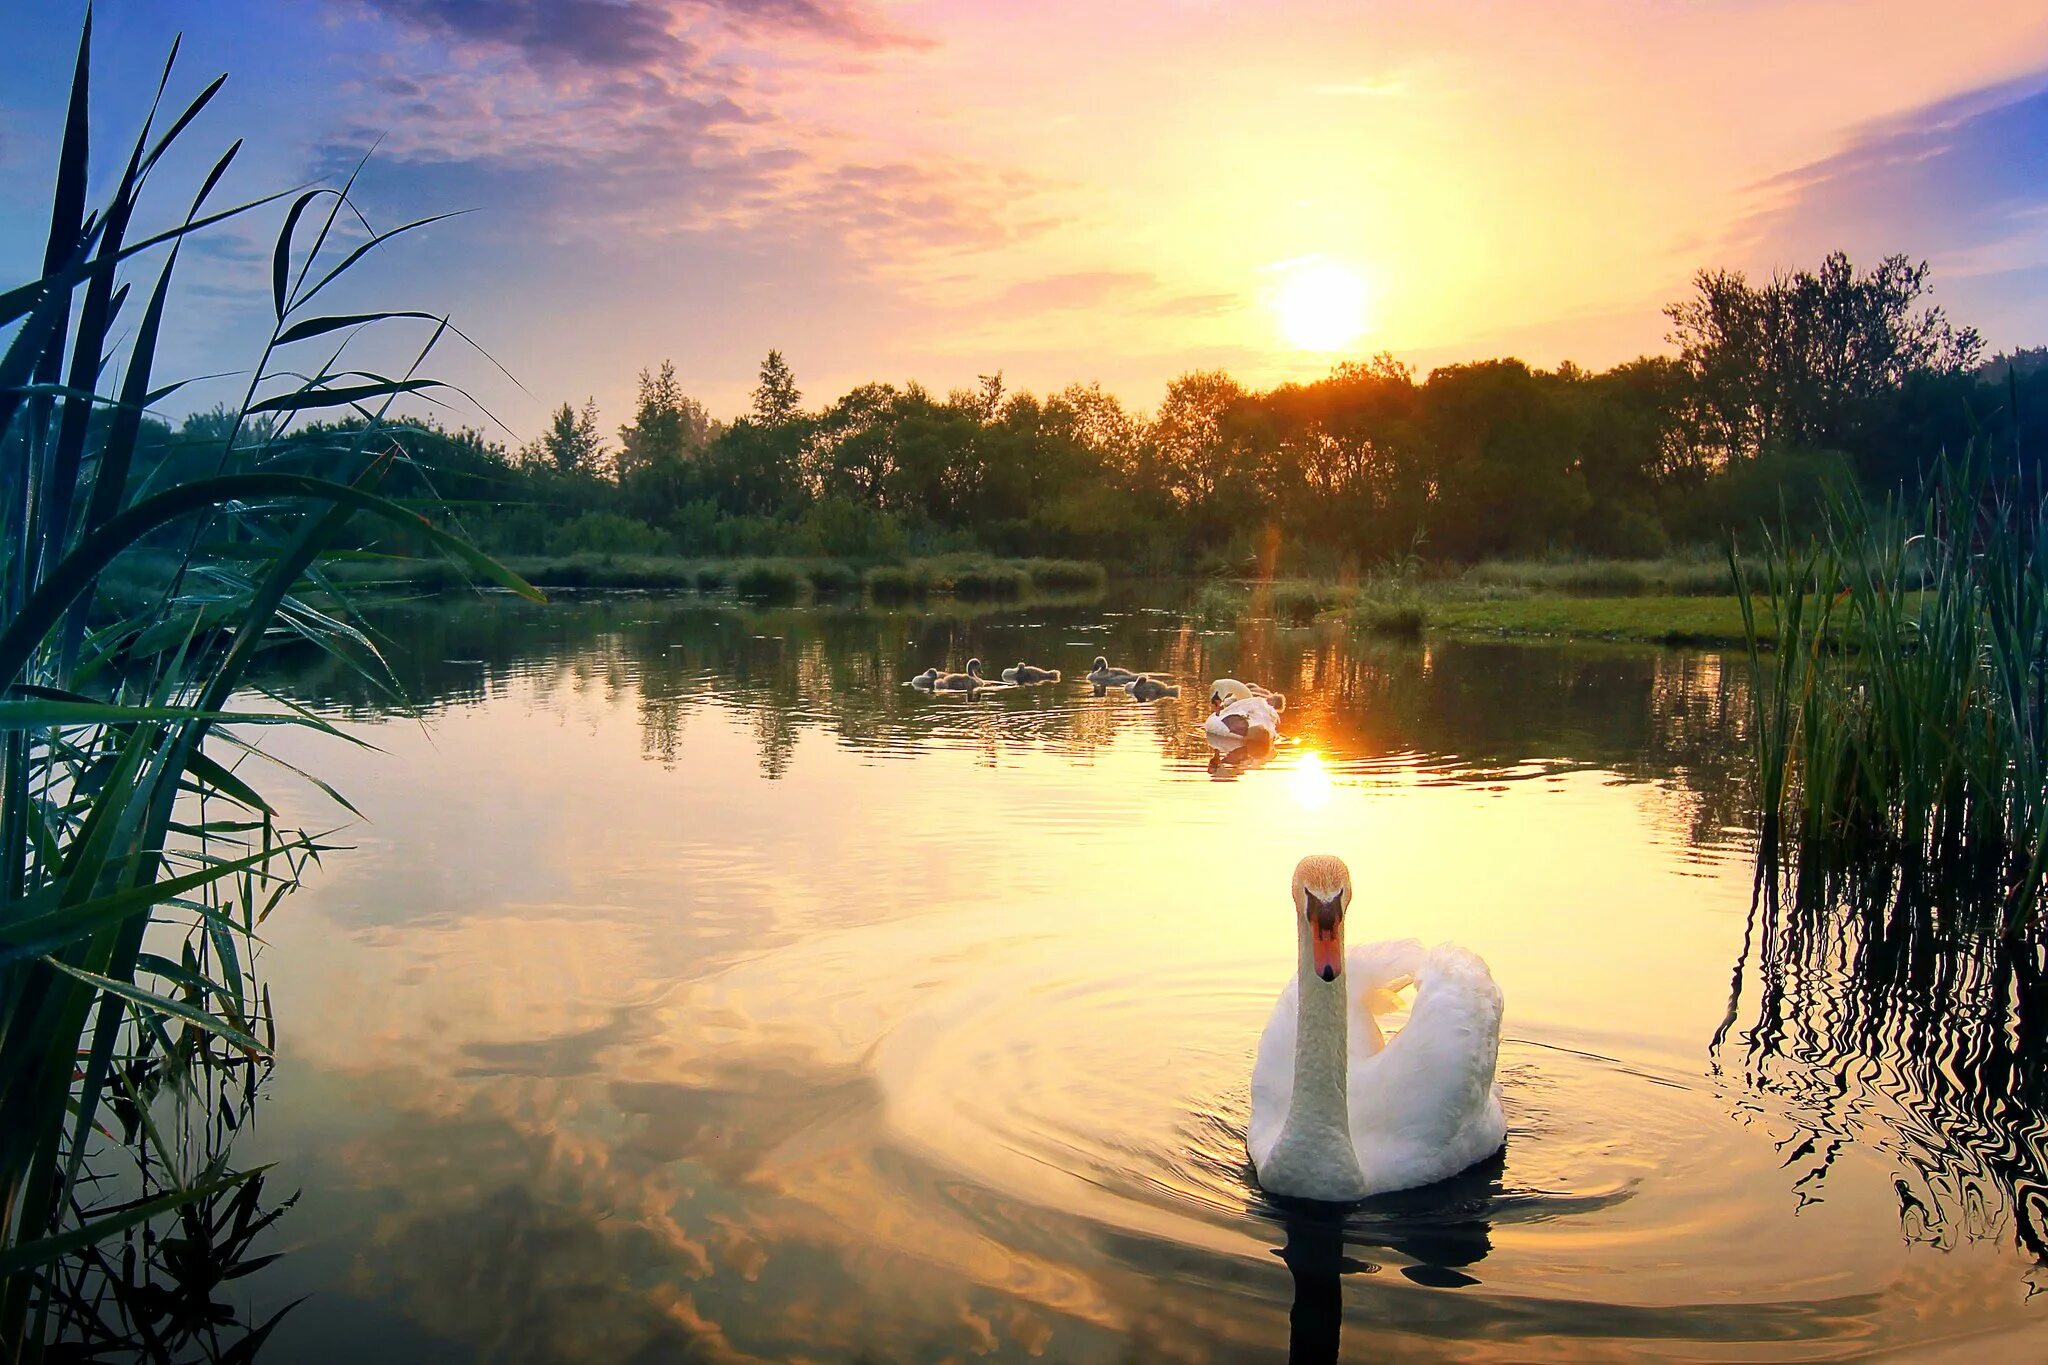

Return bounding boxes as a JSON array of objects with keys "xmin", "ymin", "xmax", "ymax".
[{"xmin": 1273, "ymin": 261, "xmax": 1370, "ymax": 353}]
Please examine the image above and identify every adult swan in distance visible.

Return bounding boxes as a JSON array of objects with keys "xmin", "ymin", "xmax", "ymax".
[{"xmin": 1248, "ymin": 855, "xmax": 1506, "ymax": 1201}]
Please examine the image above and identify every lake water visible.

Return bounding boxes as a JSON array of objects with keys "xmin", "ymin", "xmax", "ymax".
[{"xmin": 212, "ymin": 589, "xmax": 2045, "ymax": 1361}]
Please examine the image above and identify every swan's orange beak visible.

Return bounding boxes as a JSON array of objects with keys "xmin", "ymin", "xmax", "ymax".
[{"xmin": 1307, "ymin": 892, "xmax": 1343, "ymax": 981}]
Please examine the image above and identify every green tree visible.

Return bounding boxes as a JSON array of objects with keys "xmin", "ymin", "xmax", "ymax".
[
  {"xmin": 1665, "ymin": 252, "xmax": 1982, "ymax": 469},
  {"xmin": 1422, "ymin": 360, "xmax": 1590, "ymax": 558},
  {"xmin": 753, "ymin": 350, "xmax": 802, "ymax": 427},
  {"xmin": 1152, "ymin": 370, "xmax": 1250, "ymax": 510},
  {"xmin": 533, "ymin": 398, "xmax": 606, "ymax": 477},
  {"xmin": 618, "ymin": 361, "xmax": 713, "ymax": 479}
]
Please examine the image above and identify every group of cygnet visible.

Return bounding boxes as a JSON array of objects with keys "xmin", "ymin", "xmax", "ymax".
[
  {"xmin": 909, "ymin": 658, "xmax": 1066, "ymax": 692},
  {"xmin": 906, "ymin": 655, "xmax": 1288, "ymax": 745},
  {"xmin": 1085, "ymin": 655, "xmax": 1180, "ymax": 701},
  {"xmin": 907, "ymin": 654, "xmax": 1186, "ymax": 701}
]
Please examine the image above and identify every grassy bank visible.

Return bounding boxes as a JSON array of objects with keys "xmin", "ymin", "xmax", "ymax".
[
  {"xmin": 372, "ymin": 548, "xmax": 1828, "ymax": 647},
  {"xmin": 1192, "ymin": 556, "xmax": 1770, "ymax": 644},
  {"xmin": 1420, "ymin": 593, "xmax": 1762, "ymax": 645},
  {"xmin": 334, "ymin": 553, "xmax": 1107, "ymax": 601}
]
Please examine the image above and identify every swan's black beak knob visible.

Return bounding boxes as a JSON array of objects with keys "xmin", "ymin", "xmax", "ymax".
[{"xmin": 1307, "ymin": 890, "xmax": 1344, "ymax": 982}]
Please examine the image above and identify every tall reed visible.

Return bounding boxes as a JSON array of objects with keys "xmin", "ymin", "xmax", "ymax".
[
  {"xmin": 0, "ymin": 16, "xmax": 536, "ymax": 1357},
  {"xmin": 1733, "ymin": 452, "xmax": 2046, "ymax": 929}
]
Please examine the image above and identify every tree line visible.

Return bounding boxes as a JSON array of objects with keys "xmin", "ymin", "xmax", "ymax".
[{"xmin": 99, "ymin": 251, "xmax": 2048, "ymax": 574}]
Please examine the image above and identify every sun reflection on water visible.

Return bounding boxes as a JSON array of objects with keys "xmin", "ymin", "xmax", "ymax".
[{"xmin": 1288, "ymin": 749, "xmax": 1334, "ymax": 809}]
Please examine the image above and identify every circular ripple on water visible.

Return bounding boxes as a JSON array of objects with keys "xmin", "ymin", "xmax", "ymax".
[{"xmin": 866, "ymin": 956, "xmax": 1815, "ymax": 1302}]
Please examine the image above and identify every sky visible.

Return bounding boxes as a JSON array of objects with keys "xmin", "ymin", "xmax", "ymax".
[{"xmin": 3, "ymin": 0, "xmax": 2048, "ymax": 441}]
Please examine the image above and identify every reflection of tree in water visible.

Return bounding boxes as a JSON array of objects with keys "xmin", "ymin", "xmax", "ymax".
[
  {"xmin": 1718, "ymin": 873, "xmax": 2048, "ymax": 1287},
  {"xmin": 259, "ymin": 598, "xmax": 1760, "ymax": 844}
]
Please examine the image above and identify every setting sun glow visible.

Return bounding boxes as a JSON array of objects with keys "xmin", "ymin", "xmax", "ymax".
[{"xmin": 1273, "ymin": 262, "xmax": 1371, "ymax": 353}]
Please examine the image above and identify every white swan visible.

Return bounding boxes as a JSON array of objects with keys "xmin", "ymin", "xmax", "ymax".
[
  {"xmin": 1205, "ymin": 678, "xmax": 1284, "ymax": 744},
  {"xmin": 1249, "ymin": 854, "xmax": 1506, "ymax": 1201}
]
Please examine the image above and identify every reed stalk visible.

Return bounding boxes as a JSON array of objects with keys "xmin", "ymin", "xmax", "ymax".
[{"xmin": 0, "ymin": 16, "xmax": 536, "ymax": 1357}]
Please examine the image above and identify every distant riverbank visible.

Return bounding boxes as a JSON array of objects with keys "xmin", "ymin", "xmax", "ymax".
[{"xmin": 290, "ymin": 550, "xmax": 1791, "ymax": 646}]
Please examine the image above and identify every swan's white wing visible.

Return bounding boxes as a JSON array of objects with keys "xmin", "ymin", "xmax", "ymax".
[
  {"xmin": 1350, "ymin": 943, "xmax": 1506, "ymax": 1191},
  {"xmin": 1206, "ymin": 695, "xmax": 1283, "ymax": 741},
  {"xmin": 1348, "ymin": 938, "xmax": 1425, "ymax": 997}
]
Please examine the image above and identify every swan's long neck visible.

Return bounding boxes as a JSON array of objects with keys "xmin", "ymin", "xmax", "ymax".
[{"xmin": 1263, "ymin": 923, "xmax": 1365, "ymax": 1198}]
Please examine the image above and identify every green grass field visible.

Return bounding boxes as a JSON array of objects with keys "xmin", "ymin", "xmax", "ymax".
[{"xmin": 1422, "ymin": 593, "xmax": 1763, "ymax": 645}]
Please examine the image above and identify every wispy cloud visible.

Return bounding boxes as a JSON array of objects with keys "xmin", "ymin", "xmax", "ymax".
[
  {"xmin": 360, "ymin": 0, "xmax": 689, "ymax": 70},
  {"xmin": 352, "ymin": 0, "xmax": 920, "ymax": 74},
  {"xmin": 1738, "ymin": 69, "xmax": 2048, "ymax": 275},
  {"xmin": 318, "ymin": 0, "xmax": 1043, "ymax": 271}
]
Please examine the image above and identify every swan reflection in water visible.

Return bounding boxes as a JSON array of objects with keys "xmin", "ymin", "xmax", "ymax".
[
  {"xmin": 1206, "ymin": 729, "xmax": 1277, "ymax": 778},
  {"xmin": 1260, "ymin": 1150, "xmax": 1505, "ymax": 1363}
]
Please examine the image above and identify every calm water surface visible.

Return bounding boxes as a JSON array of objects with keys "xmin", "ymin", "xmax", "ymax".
[{"xmin": 219, "ymin": 590, "xmax": 2045, "ymax": 1361}]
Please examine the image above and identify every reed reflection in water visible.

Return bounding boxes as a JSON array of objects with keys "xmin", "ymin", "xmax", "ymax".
[{"xmin": 174, "ymin": 592, "xmax": 2048, "ymax": 1361}]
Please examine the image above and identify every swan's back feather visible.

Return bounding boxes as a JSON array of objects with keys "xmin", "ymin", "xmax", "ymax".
[
  {"xmin": 1206, "ymin": 695, "xmax": 1283, "ymax": 742},
  {"xmin": 1349, "ymin": 944, "xmax": 1506, "ymax": 1191}
]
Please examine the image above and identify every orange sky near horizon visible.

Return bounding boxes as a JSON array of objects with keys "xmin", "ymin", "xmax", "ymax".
[{"xmin": 800, "ymin": 0, "xmax": 2048, "ymax": 397}]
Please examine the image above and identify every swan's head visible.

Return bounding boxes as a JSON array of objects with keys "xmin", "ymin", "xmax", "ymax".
[
  {"xmin": 1092, "ymin": 656, "xmax": 1109, "ymax": 672},
  {"xmin": 1291, "ymin": 854, "xmax": 1352, "ymax": 982},
  {"xmin": 1213, "ymin": 678, "xmax": 1283, "ymax": 714},
  {"xmin": 966, "ymin": 658, "xmax": 983, "ymax": 677},
  {"xmin": 1210, "ymin": 678, "xmax": 1252, "ymax": 712}
]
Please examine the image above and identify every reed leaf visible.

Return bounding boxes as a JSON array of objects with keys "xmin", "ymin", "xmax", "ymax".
[{"xmin": 0, "ymin": 16, "xmax": 532, "ymax": 1354}]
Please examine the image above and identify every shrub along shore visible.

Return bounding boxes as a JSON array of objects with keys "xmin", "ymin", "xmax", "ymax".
[
  {"xmin": 326, "ymin": 552, "xmax": 1108, "ymax": 601},
  {"xmin": 321, "ymin": 548, "xmax": 1804, "ymax": 646}
]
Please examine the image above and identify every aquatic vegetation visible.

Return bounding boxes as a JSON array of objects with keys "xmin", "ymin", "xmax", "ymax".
[
  {"xmin": 803, "ymin": 561, "xmax": 860, "ymax": 594},
  {"xmin": 1268, "ymin": 581, "xmax": 1348, "ymax": 625},
  {"xmin": 0, "ymin": 20, "xmax": 533, "ymax": 1352},
  {"xmin": 945, "ymin": 561, "xmax": 1031, "ymax": 599},
  {"xmin": 1735, "ymin": 455, "xmax": 2047, "ymax": 928},
  {"xmin": 1347, "ymin": 594, "xmax": 1429, "ymax": 638},
  {"xmin": 1018, "ymin": 559, "xmax": 1106, "ymax": 592},
  {"xmin": 731, "ymin": 560, "xmax": 806, "ymax": 600},
  {"xmin": 1192, "ymin": 580, "xmax": 1249, "ymax": 625},
  {"xmin": 862, "ymin": 563, "xmax": 932, "ymax": 600}
]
